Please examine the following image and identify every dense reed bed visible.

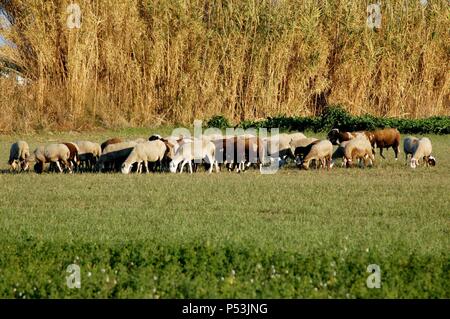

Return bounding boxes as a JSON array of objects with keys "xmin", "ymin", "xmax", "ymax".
[{"xmin": 0, "ymin": 0, "xmax": 448, "ymax": 133}]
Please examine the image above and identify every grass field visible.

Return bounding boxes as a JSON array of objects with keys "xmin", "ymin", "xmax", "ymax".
[{"xmin": 0, "ymin": 129, "xmax": 449, "ymax": 298}]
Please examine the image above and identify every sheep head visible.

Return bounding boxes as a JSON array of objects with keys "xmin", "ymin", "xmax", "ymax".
[
  {"xmin": 169, "ymin": 161, "xmax": 178, "ymax": 173},
  {"xmin": 121, "ymin": 162, "xmax": 132, "ymax": 174}
]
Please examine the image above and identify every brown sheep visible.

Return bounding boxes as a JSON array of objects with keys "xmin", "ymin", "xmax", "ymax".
[
  {"xmin": 62, "ymin": 142, "xmax": 79, "ymax": 170},
  {"xmin": 371, "ymin": 128, "xmax": 400, "ymax": 160},
  {"xmin": 101, "ymin": 138, "xmax": 123, "ymax": 152}
]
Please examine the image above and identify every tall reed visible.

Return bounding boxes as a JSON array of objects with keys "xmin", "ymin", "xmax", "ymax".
[{"xmin": 0, "ymin": 0, "xmax": 448, "ymax": 133}]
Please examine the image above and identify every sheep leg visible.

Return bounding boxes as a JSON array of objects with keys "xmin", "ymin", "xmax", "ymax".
[
  {"xmin": 393, "ymin": 146, "xmax": 399, "ymax": 160},
  {"xmin": 188, "ymin": 161, "xmax": 193, "ymax": 174},
  {"xmin": 55, "ymin": 161, "xmax": 63, "ymax": 173},
  {"xmin": 205, "ymin": 155, "xmax": 213, "ymax": 174},
  {"xmin": 214, "ymin": 161, "xmax": 220, "ymax": 173},
  {"xmin": 64, "ymin": 160, "xmax": 72, "ymax": 173},
  {"xmin": 180, "ymin": 161, "xmax": 187, "ymax": 173},
  {"xmin": 142, "ymin": 161, "xmax": 146, "ymax": 173}
]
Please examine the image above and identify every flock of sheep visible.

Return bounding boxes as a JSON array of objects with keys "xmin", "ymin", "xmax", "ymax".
[{"xmin": 6, "ymin": 127, "xmax": 436, "ymax": 174}]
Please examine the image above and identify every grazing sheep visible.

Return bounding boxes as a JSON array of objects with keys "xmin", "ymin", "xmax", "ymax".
[
  {"xmin": 300, "ymin": 140, "xmax": 333, "ymax": 170},
  {"xmin": 293, "ymin": 140, "xmax": 320, "ymax": 165},
  {"xmin": 32, "ymin": 146, "xmax": 46, "ymax": 173},
  {"xmin": 146, "ymin": 135, "xmax": 178, "ymax": 171},
  {"xmin": 8, "ymin": 141, "xmax": 30, "ymax": 172},
  {"xmin": 169, "ymin": 139, "xmax": 218, "ymax": 174},
  {"xmin": 74, "ymin": 141, "xmax": 102, "ymax": 171},
  {"xmin": 101, "ymin": 138, "xmax": 123, "ymax": 152},
  {"xmin": 31, "ymin": 144, "xmax": 69, "ymax": 174},
  {"xmin": 408, "ymin": 137, "xmax": 434, "ymax": 169},
  {"xmin": 62, "ymin": 142, "xmax": 79, "ymax": 171},
  {"xmin": 330, "ymin": 140, "xmax": 351, "ymax": 167},
  {"xmin": 403, "ymin": 136, "xmax": 419, "ymax": 164},
  {"xmin": 121, "ymin": 140, "xmax": 174, "ymax": 174},
  {"xmin": 42, "ymin": 144, "xmax": 72, "ymax": 173},
  {"xmin": 97, "ymin": 141, "xmax": 137, "ymax": 172},
  {"xmin": 290, "ymin": 137, "xmax": 319, "ymax": 158},
  {"xmin": 344, "ymin": 137, "xmax": 374, "ymax": 168},
  {"xmin": 371, "ymin": 128, "xmax": 400, "ymax": 160}
]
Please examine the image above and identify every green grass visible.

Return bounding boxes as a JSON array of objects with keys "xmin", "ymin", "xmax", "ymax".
[{"xmin": 0, "ymin": 130, "xmax": 449, "ymax": 298}]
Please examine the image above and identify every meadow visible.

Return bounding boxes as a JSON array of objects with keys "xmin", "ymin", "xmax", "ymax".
[{"xmin": 0, "ymin": 129, "xmax": 449, "ymax": 298}]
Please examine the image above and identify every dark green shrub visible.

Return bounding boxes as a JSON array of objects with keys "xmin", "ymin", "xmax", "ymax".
[
  {"xmin": 233, "ymin": 106, "xmax": 450, "ymax": 134},
  {"xmin": 320, "ymin": 105, "xmax": 353, "ymax": 130},
  {"xmin": 206, "ymin": 115, "xmax": 232, "ymax": 129}
]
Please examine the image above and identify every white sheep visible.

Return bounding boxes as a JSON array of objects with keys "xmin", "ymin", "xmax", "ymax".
[
  {"xmin": 121, "ymin": 140, "xmax": 172, "ymax": 174},
  {"xmin": 8, "ymin": 140, "xmax": 30, "ymax": 171},
  {"xmin": 45, "ymin": 144, "xmax": 72, "ymax": 173},
  {"xmin": 169, "ymin": 139, "xmax": 218, "ymax": 174},
  {"xmin": 408, "ymin": 137, "xmax": 434, "ymax": 169},
  {"xmin": 344, "ymin": 137, "xmax": 374, "ymax": 168},
  {"xmin": 74, "ymin": 141, "xmax": 102, "ymax": 170},
  {"xmin": 301, "ymin": 140, "xmax": 333, "ymax": 170},
  {"xmin": 330, "ymin": 140, "xmax": 351, "ymax": 168}
]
